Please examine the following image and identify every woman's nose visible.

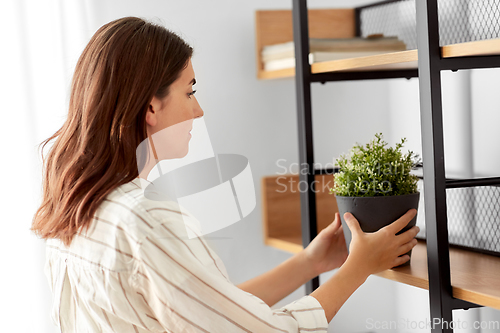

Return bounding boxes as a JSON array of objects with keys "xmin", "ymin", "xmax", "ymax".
[{"xmin": 194, "ymin": 97, "xmax": 204, "ymax": 119}]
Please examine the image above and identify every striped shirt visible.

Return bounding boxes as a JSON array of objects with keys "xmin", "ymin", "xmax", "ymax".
[{"xmin": 45, "ymin": 178, "xmax": 328, "ymax": 332}]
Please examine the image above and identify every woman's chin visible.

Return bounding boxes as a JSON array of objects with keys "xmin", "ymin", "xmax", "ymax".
[{"xmin": 176, "ymin": 145, "xmax": 190, "ymax": 159}]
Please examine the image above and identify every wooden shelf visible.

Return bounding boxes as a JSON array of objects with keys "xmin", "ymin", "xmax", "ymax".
[
  {"xmin": 259, "ymin": 50, "xmax": 419, "ymax": 79},
  {"xmin": 262, "ymin": 174, "xmax": 500, "ymax": 309},
  {"xmin": 311, "ymin": 49, "xmax": 418, "ymax": 73},
  {"xmin": 264, "ymin": 235, "xmax": 303, "ymax": 254},
  {"xmin": 259, "ymin": 39, "xmax": 500, "ymax": 79},
  {"xmin": 377, "ymin": 240, "xmax": 500, "ymax": 310},
  {"xmin": 442, "ymin": 38, "xmax": 500, "ymax": 58},
  {"xmin": 259, "ymin": 67, "xmax": 296, "ymax": 80},
  {"xmin": 261, "ymin": 174, "xmax": 338, "ymax": 254},
  {"xmin": 255, "ymin": 8, "xmax": 500, "ymax": 80},
  {"xmin": 263, "ymin": 223, "xmax": 500, "ymax": 310},
  {"xmin": 256, "ymin": 9, "xmax": 356, "ymax": 80}
]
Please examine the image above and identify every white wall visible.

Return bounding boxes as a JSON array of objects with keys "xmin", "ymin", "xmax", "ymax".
[{"xmin": 7, "ymin": 0, "xmax": 500, "ymax": 332}]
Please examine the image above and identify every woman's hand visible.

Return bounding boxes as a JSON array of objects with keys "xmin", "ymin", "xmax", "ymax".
[
  {"xmin": 344, "ymin": 209, "xmax": 420, "ymax": 276},
  {"xmin": 302, "ymin": 212, "xmax": 348, "ymax": 276}
]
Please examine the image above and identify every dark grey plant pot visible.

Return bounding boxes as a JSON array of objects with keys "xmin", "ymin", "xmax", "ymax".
[{"xmin": 336, "ymin": 192, "xmax": 420, "ymax": 266}]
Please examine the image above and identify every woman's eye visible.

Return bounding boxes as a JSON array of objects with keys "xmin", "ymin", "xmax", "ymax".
[{"xmin": 188, "ymin": 90, "xmax": 197, "ymax": 99}]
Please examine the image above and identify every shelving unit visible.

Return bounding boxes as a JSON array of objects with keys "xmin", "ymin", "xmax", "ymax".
[
  {"xmin": 257, "ymin": 38, "xmax": 500, "ymax": 79},
  {"xmin": 256, "ymin": 1, "xmax": 500, "ymax": 332}
]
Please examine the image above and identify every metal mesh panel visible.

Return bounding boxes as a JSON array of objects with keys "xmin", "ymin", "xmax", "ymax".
[
  {"xmin": 360, "ymin": 0, "xmax": 418, "ymax": 49},
  {"xmin": 439, "ymin": 0, "xmax": 500, "ymax": 45},
  {"xmin": 416, "ymin": 182, "xmax": 500, "ymax": 255},
  {"xmin": 461, "ymin": 0, "xmax": 500, "ymax": 42},
  {"xmin": 358, "ymin": 1, "xmax": 500, "ymax": 255},
  {"xmin": 359, "ymin": 0, "xmax": 500, "ymax": 49}
]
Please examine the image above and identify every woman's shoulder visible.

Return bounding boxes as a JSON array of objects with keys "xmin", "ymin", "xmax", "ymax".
[
  {"xmin": 98, "ymin": 178, "xmax": 191, "ymax": 239},
  {"xmin": 45, "ymin": 178, "xmax": 195, "ymax": 273}
]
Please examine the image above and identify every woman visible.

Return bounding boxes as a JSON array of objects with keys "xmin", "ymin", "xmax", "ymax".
[{"xmin": 32, "ymin": 17, "xmax": 419, "ymax": 332}]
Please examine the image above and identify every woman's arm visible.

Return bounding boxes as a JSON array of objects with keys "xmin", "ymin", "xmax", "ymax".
[
  {"xmin": 236, "ymin": 247, "xmax": 319, "ymax": 307},
  {"xmin": 238, "ymin": 209, "xmax": 419, "ymax": 320},
  {"xmin": 237, "ymin": 213, "xmax": 348, "ymax": 307}
]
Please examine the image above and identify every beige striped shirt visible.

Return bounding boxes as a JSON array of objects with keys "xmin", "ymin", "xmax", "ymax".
[{"xmin": 45, "ymin": 179, "xmax": 328, "ymax": 332}]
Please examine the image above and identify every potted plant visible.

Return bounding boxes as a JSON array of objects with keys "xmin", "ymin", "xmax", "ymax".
[{"xmin": 331, "ymin": 133, "xmax": 420, "ymax": 265}]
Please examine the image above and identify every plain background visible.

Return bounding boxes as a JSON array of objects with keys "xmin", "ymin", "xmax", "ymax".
[{"xmin": 2, "ymin": 0, "xmax": 500, "ymax": 332}]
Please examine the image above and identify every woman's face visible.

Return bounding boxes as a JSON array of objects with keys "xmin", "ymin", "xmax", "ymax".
[{"xmin": 146, "ymin": 59, "xmax": 203, "ymax": 159}]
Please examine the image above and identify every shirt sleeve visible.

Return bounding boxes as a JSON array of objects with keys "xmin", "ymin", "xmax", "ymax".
[{"xmin": 132, "ymin": 221, "xmax": 328, "ymax": 333}]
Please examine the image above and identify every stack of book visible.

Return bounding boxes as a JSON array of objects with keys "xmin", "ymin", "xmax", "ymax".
[{"xmin": 261, "ymin": 35, "xmax": 407, "ymax": 71}]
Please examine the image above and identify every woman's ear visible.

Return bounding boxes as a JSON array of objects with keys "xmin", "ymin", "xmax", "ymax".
[{"xmin": 146, "ymin": 96, "xmax": 162, "ymax": 127}]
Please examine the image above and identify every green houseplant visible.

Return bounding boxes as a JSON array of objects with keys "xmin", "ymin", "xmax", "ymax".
[{"xmin": 331, "ymin": 133, "xmax": 420, "ymax": 265}]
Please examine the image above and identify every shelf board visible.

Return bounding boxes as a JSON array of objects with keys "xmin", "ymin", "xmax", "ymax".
[
  {"xmin": 264, "ymin": 235, "xmax": 500, "ymax": 309},
  {"xmin": 311, "ymin": 50, "xmax": 418, "ymax": 73},
  {"xmin": 259, "ymin": 38, "xmax": 500, "ymax": 80},
  {"xmin": 259, "ymin": 67, "xmax": 295, "ymax": 80},
  {"xmin": 265, "ymin": 236, "xmax": 303, "ymax": 254},
  {"xmin": 378, "ymin": 240, "xmax": 500, "ymax": 310},
  {"xmin": 442, "ymin": 38, "xmax": 500, "ymax": 58}
]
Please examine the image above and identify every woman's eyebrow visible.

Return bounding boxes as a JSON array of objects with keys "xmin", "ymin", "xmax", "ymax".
[{"xmin": 189, "ymin": 78, "xmax": 196, "ymax": 86}]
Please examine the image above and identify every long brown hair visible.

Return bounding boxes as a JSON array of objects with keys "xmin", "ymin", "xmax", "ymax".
[{"xmin": 32, "ymin": 17, "xmax": 193, "ymax": 245}]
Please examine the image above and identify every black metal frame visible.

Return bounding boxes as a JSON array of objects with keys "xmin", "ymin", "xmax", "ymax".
[
  {"xmin": 311, "ymin": 70, "xmax": 418, "ymax": 83},
  {"xmin": 446, "ymin": 177, "xmax": 500, "ymax": 189},
  {"xmin": 416, "ymin": 2, "xmax": 500, "ymax": 330},
  {"xmin": 415, "ymin": 1, "xmax": 456, "ymax": 331},
  {"xmin": 292, "ymin": 0, "xmax": 319, "ymax": 293},
  {"xmin": 291, "ymin": 0, "xmax": 500, "ymax": 331}
]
